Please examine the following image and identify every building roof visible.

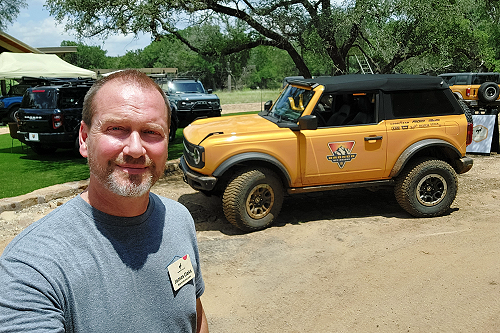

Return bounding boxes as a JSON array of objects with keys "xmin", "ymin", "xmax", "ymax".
[{"xmin": 0, "ymin": 30, "xmax": 42, "ymax": 54}]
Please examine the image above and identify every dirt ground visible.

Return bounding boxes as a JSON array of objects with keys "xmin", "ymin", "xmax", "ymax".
[{"xmin": 0, "ymin": 153, "xmax": 499, "ymax": 332}]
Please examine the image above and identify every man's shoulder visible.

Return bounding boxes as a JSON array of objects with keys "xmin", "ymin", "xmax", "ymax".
[{"xmin": 1, "ymin": 196, "xmax": 88, "ymax": 257}]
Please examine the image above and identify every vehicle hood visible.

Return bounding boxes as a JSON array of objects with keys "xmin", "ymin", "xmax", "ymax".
[
  {"xmin": 171, "ymin": 93, "xmax": 219, "ymax": 101},
  {"xmin": 0, "ymin": 95, "xmax": 22, "ymax": 103},
  {"xmin": 183, "ymin": 113, "xmax": 278, "ymax": 144}
]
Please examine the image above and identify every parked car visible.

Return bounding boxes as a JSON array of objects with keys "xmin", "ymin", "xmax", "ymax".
[
  {"xmin": 180, "ymin": 74, "xmax": 473, "ymax": 231},
  {"xmin": 438, "ymin": 72, "xmax": 500, "ymax": 111},
  {"xmin": 16, "ymin": 78, "xmax": 94, "ymax": 155},
  {"xmin": 156, "ymin": 77, "xmax": 221, "ymax": 128},
  {"xmin": 0, "ymin": 77, "xmax": 51, "ymax": 124}
]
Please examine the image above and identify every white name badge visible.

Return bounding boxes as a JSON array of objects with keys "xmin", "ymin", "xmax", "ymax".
[{"xmin": 168, "ymin": 254, "xmax": 195, "ymax": 291}]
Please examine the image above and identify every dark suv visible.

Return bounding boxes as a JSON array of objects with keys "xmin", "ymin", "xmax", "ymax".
[
  {"xmin": 17, "ymin": 78, "xmax": 94, "ymax": 155},
  {"xmin": 156, "ymin": 77, "xmax": 221, "ymax": 128}
]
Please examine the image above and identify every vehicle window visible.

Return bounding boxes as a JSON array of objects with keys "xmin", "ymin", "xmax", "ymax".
[
  {"xmin": 58, "ymin": 89, "xmax": 87, "ymax": 108},
  {"xmin": 472, "ymin": 74, "xmax": 500, "ymax": 85},
  {"xmin": 456, "ymin": 75, "xmax": 468, "ymax": 85},
  {"xmin": 269, "ymin": 85, "xmax": 315, "ymax": 122},
  {"xmin": 391, "ymin": 90, "xmax": 455, "ymax": 117},
  {"xmin": 20, "ymin": 89, "xmax": 57, "ymax": 109},
  {"xmin": 441, "ymin": 75, "xmax": 456, "ymax": 85},
  {"xmin": 319, "ymin": 92, "xmax": 377, "ymax": 127},
  {"xmin": 167, "ymin": 81, "xmax": 205, "ymax": 94},
  {"xmin": 8, "ymin": 85, "xmax": 30, "ymax": 96}
]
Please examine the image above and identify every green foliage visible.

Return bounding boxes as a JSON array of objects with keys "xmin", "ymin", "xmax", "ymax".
[
  {"xmin": 60, "ymin": 41, "xmax": 110, "ymax": 69},
  {"xmin": 40, "ymin": 0, "xmax": 500, "ymax": 86},
  {"xmin": 0, "ymin": 0, "xmax": 26, "ymax": 30}
]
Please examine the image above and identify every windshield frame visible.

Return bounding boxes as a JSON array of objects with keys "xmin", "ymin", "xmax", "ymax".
[{"xmin": 267, "ymin": 84, "xmax": 317, "ymax": 123}]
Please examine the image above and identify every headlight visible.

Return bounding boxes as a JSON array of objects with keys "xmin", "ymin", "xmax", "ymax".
[
  {"xmin": 183, "ymin": 139, "xmax": 205, "ymax": 168},
  {"xmin": 193, "ymin": 147, "xmax": 202, "ymax": 165},
  {"xmin": 180, "ymin": 101, "xmax": 193, "ymax": 108}
]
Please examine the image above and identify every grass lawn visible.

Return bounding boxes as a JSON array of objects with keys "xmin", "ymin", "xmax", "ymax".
[
  {"xmin": 0, "ymin": 127, "xmax": 185, "ymax": 199},
  {"xmin": 216, "ymin": 89, "xmax": 281, "ymax": 105},
  {"xmin": 0, "ymin": 107, "xmax": 259, "ymax": 199}
]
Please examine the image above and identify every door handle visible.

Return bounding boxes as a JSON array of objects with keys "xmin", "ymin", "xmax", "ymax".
[{"xmin": 364, "ymin": 136, "xmax": 383, "ymax": 141}]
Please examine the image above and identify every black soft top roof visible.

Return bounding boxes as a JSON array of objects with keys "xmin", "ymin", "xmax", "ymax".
[{"xmin": 287, "ymin": 74, "xmax": 448, "ymax": 93}]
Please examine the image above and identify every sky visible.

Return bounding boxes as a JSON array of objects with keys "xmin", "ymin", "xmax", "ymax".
[{"xmin": 5, "ymin": 0, "xmax": 152, "ymax": 57}]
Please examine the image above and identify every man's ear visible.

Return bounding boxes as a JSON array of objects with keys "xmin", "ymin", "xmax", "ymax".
[{"xmin": 79, "ymin": 121, "xmax": 89, "ymax": 158}]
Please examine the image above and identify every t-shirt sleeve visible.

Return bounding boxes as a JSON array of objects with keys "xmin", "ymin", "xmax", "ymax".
[{"xmin": 0, "ymin": 256, "xmax": 65, "ymax": 332}]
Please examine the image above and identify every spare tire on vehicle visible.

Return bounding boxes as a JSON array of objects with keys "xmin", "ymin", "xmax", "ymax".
[{"xmin": 478, "ymin": 82, "xmax": 500, "ymax": 103}]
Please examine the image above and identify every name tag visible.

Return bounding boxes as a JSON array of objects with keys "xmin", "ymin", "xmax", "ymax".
[{"xmin": 168, "ymin": 255, "xmax": 195, "ymax": 291}]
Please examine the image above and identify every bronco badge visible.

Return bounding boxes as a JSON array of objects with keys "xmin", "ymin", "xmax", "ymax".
[{"xmin": 326, "ymin": 141, "xmax": 357, "ymax": 169}]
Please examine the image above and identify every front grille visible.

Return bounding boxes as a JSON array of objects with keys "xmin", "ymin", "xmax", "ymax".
[{"xmin": 183, "ymin": 137, "xmax": 196, "ymax": 165}]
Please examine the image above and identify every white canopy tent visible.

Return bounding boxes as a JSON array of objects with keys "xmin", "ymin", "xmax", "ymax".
[{"xmin": 0, "ymin": 52, "xmax": 96, "ymax": 79}]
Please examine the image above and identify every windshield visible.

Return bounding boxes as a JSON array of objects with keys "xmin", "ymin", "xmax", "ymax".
[
  {"xmin": 269, "ymin": 85, "xmax": 315, "ymax": 122},
  {"xmin": 160, "ymin": 81, "xmax": 205, "ymax": 94},
  {"xmin": 7, "ymin": 85, "xmax": 30, "ymax": 96},
  {"xmin": 21, "ymin": 89, "xmax": 57, "ymax": 109}
]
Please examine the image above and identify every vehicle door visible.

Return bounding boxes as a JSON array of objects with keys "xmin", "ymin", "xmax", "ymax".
[{"xmin": 299, "ymin": 91, "xmax": 388, "ymax": 186}]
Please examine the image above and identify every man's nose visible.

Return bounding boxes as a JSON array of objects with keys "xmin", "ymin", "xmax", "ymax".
[{"xmin": 123, "ymin": 131, "xmax": 146, "ymax": 158}]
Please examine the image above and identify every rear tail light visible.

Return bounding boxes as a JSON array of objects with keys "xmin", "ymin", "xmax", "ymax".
[
  {"xmin": 466, "ymin": 88, "xmax": 471, "ymax": 97},
  {"xmin": 466, "ymin": 122, "xmax": 473, "ymax": 146},
  {"xmin": 52, "ymin": 113, "xmax": 63, "ymax": 129}
]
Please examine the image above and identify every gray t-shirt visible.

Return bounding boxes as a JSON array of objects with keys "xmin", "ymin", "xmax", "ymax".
[{"xmin": 0, "ymin": 193, "xmax": 204, "ymax": 332}]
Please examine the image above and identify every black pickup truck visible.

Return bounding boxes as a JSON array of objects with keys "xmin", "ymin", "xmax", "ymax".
[{"xmin": 16, "ymin": 78, "xmax": 94, "ymax": 155}]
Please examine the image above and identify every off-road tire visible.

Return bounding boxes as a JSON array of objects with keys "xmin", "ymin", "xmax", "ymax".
[
  {"xmin": 478, "ymin": 82, "xmax": 500, "ymax": 103},
  {"xmin": 8, "ymin": 106, "xmax": 19, "ymax": 122},
  {"xmin": 169, "ymin": 112, "xmax": 178, "ymax": 142},
  {"xmin": 222, "ymin": 167, "xmax": 284, "ymax": 231},
  {"xmin": 457, "ymin": 99, "xmax": 473, "ymax": 124},
  {"xmin": 394, "ymin": 158, "xmax": 458, "ymax": 217}
]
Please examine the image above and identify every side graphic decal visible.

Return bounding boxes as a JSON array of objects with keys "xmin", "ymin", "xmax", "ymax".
[{"xmin": 326, "ymin": 141, "xmax": 357, "ymax": 169}]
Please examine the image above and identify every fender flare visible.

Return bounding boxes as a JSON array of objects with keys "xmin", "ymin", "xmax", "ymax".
[
  {"xmin": 389, "ymin": 139, "xmax": 462, "ymax": 177},
  {"xmin": 213, "ymin": 152, "xmax": 292, "ymax": 185}
]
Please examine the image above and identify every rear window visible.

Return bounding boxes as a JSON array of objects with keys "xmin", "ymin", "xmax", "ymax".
[
  {"xmin": 471, "ymin": 74, "xmax": 500, "ymax": 84},
  {"xmin": 391, "ymin": 90, "xmax": 456, "ymax": 118},
  {"xmin": 20, "ymin": 89, "xmax": 57, "ymax": 109}
]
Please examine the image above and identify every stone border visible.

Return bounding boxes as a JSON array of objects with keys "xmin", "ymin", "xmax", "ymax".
[{"xmin": 0, "ymin": 159, "xmax": 181, "ymax": 213}]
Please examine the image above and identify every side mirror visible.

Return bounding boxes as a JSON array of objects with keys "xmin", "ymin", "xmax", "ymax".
[
  {"xmin": 264, "ymin": 100, "xmax": 273, "ymax": 111},
  {"xmin": 299, "ymin": 115, "xmax": 318, "ymax": 130},
  {"xmin": 207, "ymin": 89, "xmax": 213, "ymax": 94}
]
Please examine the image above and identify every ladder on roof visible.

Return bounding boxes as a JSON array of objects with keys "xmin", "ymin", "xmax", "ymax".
[{"xmin": 355, "ymin": 54, "xmax": 374, "ymax": 74}]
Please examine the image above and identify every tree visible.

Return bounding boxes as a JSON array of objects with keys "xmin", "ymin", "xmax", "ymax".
[
  {"xmin": 44, "ymin": 0, "xmax": 370, "ymax": 77},
  {"xmin": 60, "ymin": 41, "xmax": 109, "ymax": 69},
  {"xmin": 44, "ymin": 0, "xmax": 496, "ymax": 78},
  {"xmin": 0, "ymin": 0, "xmax": 26, "ymax": 30}
]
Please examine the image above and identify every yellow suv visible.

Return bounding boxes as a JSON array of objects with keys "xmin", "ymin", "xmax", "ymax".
[
  {"xmin": 180, "ymin": 74, "xmax": 474, "ymax": 231},
  {"xmin": 439, "ymin": 72, "xmax": 500, "ymax": 111}
]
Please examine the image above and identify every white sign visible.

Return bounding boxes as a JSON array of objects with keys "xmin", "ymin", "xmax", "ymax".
[{"xmin": 466, "ymin": 114, "xmax": 497, "ymax": 154}]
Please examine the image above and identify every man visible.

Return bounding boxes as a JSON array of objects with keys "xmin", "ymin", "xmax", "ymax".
[{"xmin": 0, "ymin": 69, "xmax": 208, "ymax": 332}]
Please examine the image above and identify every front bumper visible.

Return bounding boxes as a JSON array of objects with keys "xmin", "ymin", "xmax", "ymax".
[{"xmin": 179, "ymin": 156, "xmax": 218, "ymax": 191}]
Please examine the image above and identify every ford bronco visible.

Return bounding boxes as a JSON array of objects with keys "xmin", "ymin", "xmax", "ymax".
[
  {"xmin": 180, "ymin": 74, "xmax": 474, "ymax": 231},
  {"xmin": 16, "ymin": 78, "xmax": 94, "ymax": 155},
  {"xmin": 439, "ymin": 72, "xmax": 500, "ymax": 111},
  {"xmin": 156, "ymin": 77, "xmax": 221, "ymax": 128}
]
